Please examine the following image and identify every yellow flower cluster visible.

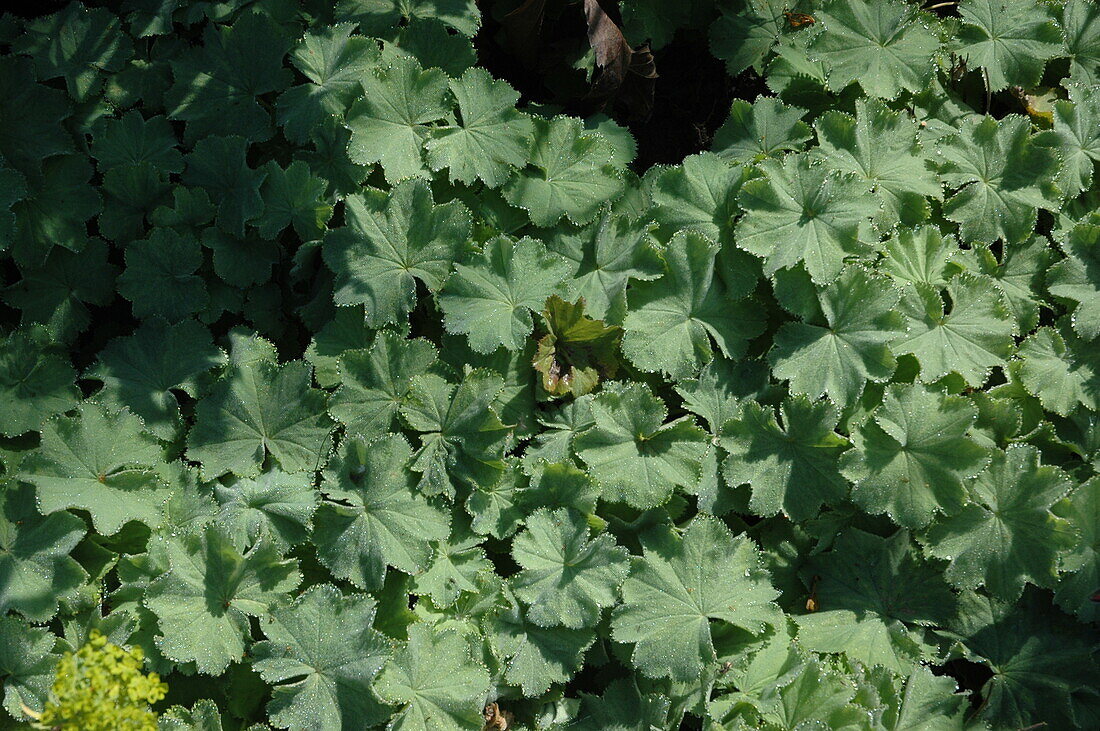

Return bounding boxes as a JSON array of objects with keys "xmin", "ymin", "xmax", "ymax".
[{"xmin": 35, "ymin": 631, "xmax": 167, "ymax": 731}]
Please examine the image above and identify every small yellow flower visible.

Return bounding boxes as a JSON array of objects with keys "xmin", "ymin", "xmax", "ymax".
[{"xmin": 29, "ymin": 630, "xmax": 167, "ymax": 731}]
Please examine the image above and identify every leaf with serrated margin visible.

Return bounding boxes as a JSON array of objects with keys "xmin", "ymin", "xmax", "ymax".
[
  {"xmin": 439, "ymin": 235, "xmax": 571, "ymax": 354},
  {"xmin": 770, "ymin": 266, "xmax": 904, "ymax": 407},
  {"xmin": 187, "ymin": 358, "xmax": 333, "ymax": 480},
  {"xmin": 622, "ymin": 229, "xmax": 764, "ymax": 379},
  {"xmin": 346, "ymin": 54, "xmax": 451, "ymax": 184},
  {"xmin": 323, "ymin": 179, "xmax": 470, "ymax": 327},
  {"xmin": 503, "ymin": 116, "xmax": 626, "ymax": 227},
  {"xmin": 329, "ymin": 332, "xmax": 437, "ymax": 438},
  {"xmin": 511, "ymin": 507, "xmax": 629, "ymax": 629},
  {"xmin": 891, "ymin": 273, "xmax": 1016, "ymax": 387},
  {"xmin": 924, "ymin": 444, "xmax": 1076, "ymax": 601},
  {"xmin": 610, "ymin": 516, "xmax": 782, "ymax": 682},
  {"xmin": 1048, "ymin": 222, "xmax": 1100, "ymax": 340},
  {"xmin": 425, "ymin": 68, "xmax": 534, "ymax": 188},
  {"xmin": 736, "ymin": 154, "xmax": 877, "ymax": 284},
  {"xmin": 842, "ymin": 383, "xmax": 988, "ymax": 528},
  {"xmin": 574, "ymin": 381, "xmax": 709, "ymax": 509},
  {"xmin": 252, "ymin": 584, "xmax": 393, "ymax": 730},
  {"xmin": 956, "ymin": 0, "xmax": 1063, "ymax": 91},
  {"xmin": 811, "ymin": 0, "xmax": 939, "ymax": 99},
  {"xmin": 20, "ymin": 402, "xmax": 168, "ymax": 535},
  {"xmin": 937, "ymin": 115, "xmax": 1060, "ymax": 245},
  {"xmin": 721, "ymin": 395, "xmax": 849, "ymax": 522},
  {"xmin": 314, "ymin": 433, "xmax": 450, "ymax": 591}
]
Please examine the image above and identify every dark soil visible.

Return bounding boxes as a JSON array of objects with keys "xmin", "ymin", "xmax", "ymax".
[{"xmin": 473, "ymin": 1, "xmax": 767, "ymax": 174}]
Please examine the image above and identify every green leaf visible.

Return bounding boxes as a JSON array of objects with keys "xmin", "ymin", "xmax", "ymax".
[
  {"xmin": 676, "ymin": 356, "xmax": 769, "ymax": 435},
  {"xmin": 711, "ymin": 97, "xmax": 812, "ymax": 165},
  {"xmin": 542, "ymin": 211, "xmax": 661, "ymax": 323},
  {"xmin": 252, "ymin": 584, "xmax": 393, "ymax": 731},
  {"xmin": 14, "ymin": 3, "xmax": 133, "ymax": 101},
  {"xmin": 314, "ymin": 433, "xmax": 450, "ymax": 590},
  {"xmin": 300, "ymin": 116, "xmax": 372, "ymax": 199},
  {"xmin": 412, "ymin": 525, "xmax": 492, "ymax": 607},
  {"xmin": 1048, "ymin": 222, "xmax": 1100, "ymax": 340},
  {"xmin": 511, "ymin": 507, "xmax": 629, "ymax": 629},
  {"xmin": 956, "ymin": 0, "xmax": 1063, "ymax": 91},
  {"xmin": 323, "ymin": 180, "xmax": 471, "ymax": 327},
  {"xmin": 1055, "ymin": 476, "xmax": 1100, "ymax": 621},
  {"xmin": 1041, "ymin": 83, "xmax": 1100, "ymax": 197},
  {"xmin": 811, "ymin": 98, "xmax": 940, "ymax": 228},
  {"xmin": 574, "ymin": 382, "xmax": 709, "ymax": 509},
  {"xmin": 647, "ymin": 153, "xmax": 758, "ymax": 297},
  {"xmin": 811, "ymin": 0, "xmax": 939, "ymax": 99},
  {"xmin": 0, "ymin": 326, "xmax": 79, "ymax": 437},
  {"xmin": 346, "ymin": 53, "xmax": 451, "ymax": 184},
  {"xmin": 708, "ymin": 0, "xmax": 788, "ymax": 76},
  {"xmin": 187, "ymin": 358, "xmax": 333, "ymax": 480},
  {"xmin": 303, "ymin": 306, "xmax": 376, "ymax": 389},
  {"xmin": 116, "ymin": 228, "xmax": 207, "ymax": 322},
  {"xmin": 373, "ymin": 623, "xmax": 490, "ymax": 731},
  {"xmin": 0, "ymin": 161, "xmax": 26, "ymax": 252},
  {"xmin": 736, "ymin": 154, "xmax": 876, "ymax": 284},
  {"xmin": 755, "ymin": 658, "xmax": 867, "ymax": 729},
  {"xmin": 610, "ymin": 515, "xmax": 781, "ymax": 682},
  {"xmin": 214, "ymin": 469, "xmax": 319, "ymax": 551},
  {"xmin": 488, "ymin": 590, "xmax": 594, "ymax": 697},
  {"xmin": 19, "ymin": 402, "xmax": 168, "ymax": 535},
  {"xmin": 201, "ymin": 227, "xmax": 279, "ymax": 288},
  {"xmin": 878, "ymin": 666, "xmax": 970, "ymax": 731},
  {"xmin": 10, "ymin": 154, "xmax": 102, "ymax": 265},
  {"xmin": 425, "ymin": 68, "xmax": 534, "ymax": 187},
  {"xmin": 439, "ymin": 235, "xmax": 571, "ymax": 353},
  {"xmin": 1017, "ymin": 325, "xmax": 1100, "ymax": 415},
  {"xmin": 256, "ymin": 160, "xmax": 333, "ymax": 240},
  {"xmin": 950, "ymin": 589, "xmax": 1099, "ymax": 729},
  {"xmin": 329, "ymin": 332, "xmax": 437, "ymax": 438},
  {"xmin": 622, "ymin": 229, "xmax": 764, "ymax": 379},
  {"xmin": 769, "ymin": 266, "xmax": 904, "ymax": 408},
  {"xmin": 1063, "ymin": 0, "xmax": 1100, "ymax": 85},
  {"xmin": 533, "ymin": 295, "xmax": 623, "ymax": 398},
  {"xmin": 157, "ymin": 699, "xmax": 226, "ymax": 731},
  {"xmin": 924, "ymin": 444, "xmax": 1076, "ymax": 600},
  {"xmin": 182, "ymin": 136, "xmax": 267, "ymax": 237},
  {"xmin": 881, "ymin": 226, "xmax": 960, "ymax": 288},
  {"xmin": 165, "ymin": 11, "xmax": 291, "ymax": 143},
  {"xmin": 0, "ymin": 482, "xmax": 86, "ymax": 622},
  {"xmin": 938, "ymin": 115, "xmax": 1060, "ymax": 245},
  {"xmin": 384, "ymin": 18, "xmax": 477, "ymax": 77},
  {"xmin": 798, "ymin": 529, "xmax": 955, "ymax": 673},
  {"xmin": 399, "ymin": 370, "xmax": 510, "ymax": 497},
  {"xmin": 86, "ymin": 318, "xmax": 226, "ymax": 441},
  {"xmin": 955, "ymin": 234, "xmax": 1050, "ymax": 333},
  {"xmin": 0, "ymin": 615, "xmax": 59, "ymax": 720},
  {"xmin": 4, "ymin": 239, "xmax": 118, "ymax": 344},
  {"xmin": 276, "ymin": 23, "xmax": 381, "ymax": 144},
  {"xmin": 337, "ymin": 0, "xmax": 481, "ymax": 37},
  {"xmin": 720, "ymin": 395, "xmax": 849, "ymax": 522},
  {"xmin": 0, "ymin": 57, "xmax": 73, "ymax": 175},
  {"xmin": 89, "ymin": 112, "xmax": 183, "ymax": 174},
  {"xmin": 98, "ymin": 163, "xmax": 173, "ymax": 245},
  {"xmin": 572, "ymin": 677, "xmax": 671, "ymax": 731},
  {"xmin": 891, "ymin": 273, "xmax": 1017, "ymax": 387},
  {"xmin": 503, "ymin": 116, "xmax": 626, "ymax": 227},
  {"xmin": 841, "ymin": 383, "xmax": 989, "ymax": 528},
  {"xmin": 145, "ymin": 526, "xmax": 300, "ymax": 675}
]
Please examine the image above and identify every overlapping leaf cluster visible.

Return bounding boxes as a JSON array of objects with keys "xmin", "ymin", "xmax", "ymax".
[{"xmin": 1, "ymin": 0, "xmax": 1099, "ymax": 729}]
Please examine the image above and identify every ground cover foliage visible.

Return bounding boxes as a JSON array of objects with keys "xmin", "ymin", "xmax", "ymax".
[{"xmin": 0, "ymin": 0, "xmax": 1099, "ymax": 728}]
